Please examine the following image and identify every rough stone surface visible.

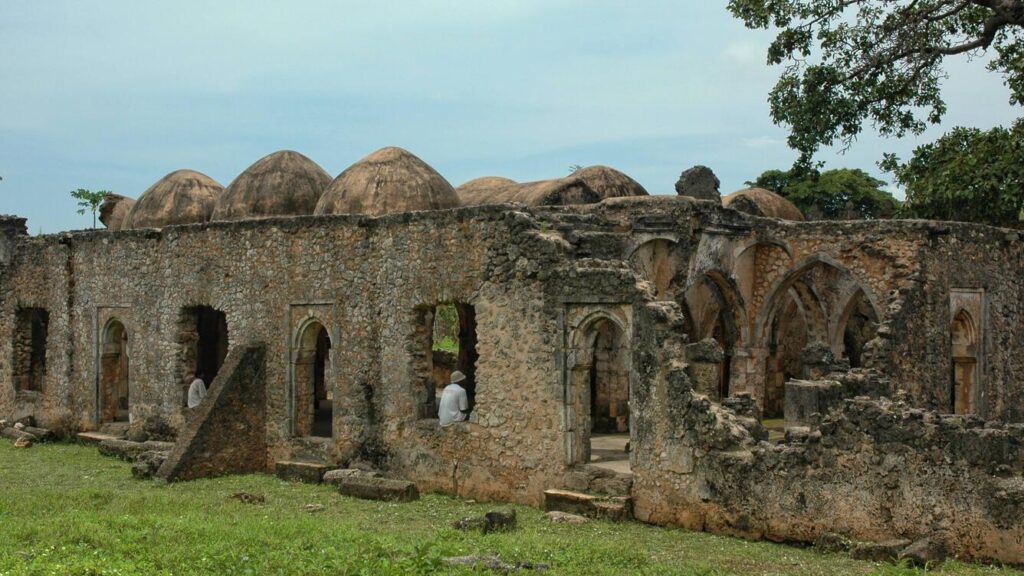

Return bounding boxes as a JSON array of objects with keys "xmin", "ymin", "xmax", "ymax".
[
  {"xmin": 454, "ymin": 510, "xmax": 517, "ymax": 533},
  {"xmin": 850, "ymin": 540, "xmax": 911, "ymax": 563},
  {"xmin": 544, "ymin": 489, "xmax": 632, "ymax": 522},
  {"xmin": 157, "ymin": 345, "xmax": 267, "ymax": 481},
  {"xmin": 898, "ymin": 538, "xmax": 947, "ymax": 567},
  {"xmin": 545, "ymin": 511, "xmax": 589, "ymax": 524},
  {"xmin": 675, "ymin": 165, "xmax": 720, "ymax": 200},
  {"xmin": 131, "ymin": 450, "xmax": 168, "ymax": 479},
  {"xmin": 337, "ymin": 476, "xmax": 420, "ymax": 502},
  {"xmin": 276, "ymin": 461, "xmax": 330, "ymax": 484},
  {"xmin": 99, "ymin": 439, "xmax": 174, "ymax": 462},
  {"xmin": 1, "ymin": 190, "xmax": 1024, "ymax": 563}
]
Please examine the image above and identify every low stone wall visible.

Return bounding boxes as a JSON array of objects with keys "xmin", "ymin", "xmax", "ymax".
[
  {"xmin": 634, "ymin": 368, "xmax": 1024, "ymax": 563},
  {"xmin": 158, "ymin": 344, "xmax": 267, "ymax": 482}
]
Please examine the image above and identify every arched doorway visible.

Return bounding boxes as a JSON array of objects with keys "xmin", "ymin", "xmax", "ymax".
[
  {"xmin": 757, "ymin": 256, "xmax": 877, "ymax": 419},
  {"xmin": 838, "ymin": 289, "xmax": 879, "ymax": 368},
  {"xmin": 293, "ymin": 320, "xmax": 333, "ymax": 437},
  {"xmin": 951, "ymin": 310, "xmax": 978, "ymax": 415},
  {"xmin": 100, "ymin": 319, "xmax": 129, "ymax": 423},
  {"xmin": 568, "ymin": 312, "xmax": 631, "ymax": 471},
  {"xmin": 764, "ymin": 291, "xmax": 808, "ymax": 418},
  {"xmin": 682, "ymin": 272, "xmax": 745, "ymax": 401}
]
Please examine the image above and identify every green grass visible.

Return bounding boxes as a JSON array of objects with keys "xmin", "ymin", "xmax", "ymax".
[
  {"xmin": 432, "ymin": 335, "xmax": 459, "ymax": 354},
  {"xmin": 0, "ymin": 442, "xmax": 1020, "ymax": 575}
]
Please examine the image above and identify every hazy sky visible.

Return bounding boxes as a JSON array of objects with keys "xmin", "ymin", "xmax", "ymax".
[{"xmin": 1, "ymin": 1, "xmax": 1019, "ymax": 233}]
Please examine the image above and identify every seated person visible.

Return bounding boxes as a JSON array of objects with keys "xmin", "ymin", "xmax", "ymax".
[
  {"xmin": 438, "ymin": 370, "xmax": 469, "ymax": 426},
  {"xmin": 187, "ymin": 373, "xmax": 207, "ymax": 408}
]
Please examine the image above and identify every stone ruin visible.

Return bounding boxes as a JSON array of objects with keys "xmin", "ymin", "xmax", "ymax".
[{"xmin": 0, "ymin": 146, "xmax": 1022, "ymax": 564}]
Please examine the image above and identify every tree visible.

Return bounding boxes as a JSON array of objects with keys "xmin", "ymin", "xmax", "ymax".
[
  {"xmin": 747, "ymin": 168, "xmax": 899, "ymax": 220},
  {"xmin": 727, "ymin": 0, "xmax": 1024, "ymax": 163},
  {"xmin": 70, "ymin": 189, "xmax": 110, "ymax": 229},
  {"xmin": 881, "ymin": 120, "xmax": 1024, "ymax": 227}
]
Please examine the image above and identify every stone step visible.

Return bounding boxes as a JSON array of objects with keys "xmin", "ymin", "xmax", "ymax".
[
  {"xmin": 543, "ymin": 489, "xmax": 632, "ymax": 522},
  {"xmin": 337, "ymin": 476, "xmax": 419, "ymax": 503},
  {"xmin": 76, "ymin": 431, "xmax": 123, "ymax": 445},
  {"xmin": 275, "ymin": 460, "xmax": 330, "ymax": 484},
  {"xmin": 98, "ymin": 422, "xmax": 130, "ymax": 437}
]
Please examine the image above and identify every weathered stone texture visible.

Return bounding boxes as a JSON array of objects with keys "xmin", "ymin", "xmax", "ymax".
[
  {"xmin": 1, "ymin": 198, "xmax": 1023, "ymax": 562},
  {"xmin": 157, "ymin": 344, "xmax": 267, "ymax": 482}
]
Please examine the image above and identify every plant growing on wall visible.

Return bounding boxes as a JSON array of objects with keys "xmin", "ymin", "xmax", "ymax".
[{"xmin": 70, "ymin": 188, "xmax": 111, "ymax": 229}]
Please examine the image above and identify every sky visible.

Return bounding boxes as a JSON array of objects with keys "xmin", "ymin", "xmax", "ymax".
[{"xmin": 0, "ymin": 1, "xmax": 1019, "ymax": 234}]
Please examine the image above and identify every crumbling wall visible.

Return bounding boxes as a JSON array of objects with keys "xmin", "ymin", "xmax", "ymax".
[{"xmin": 632, "ymin": 356, "xmax": 1024, "ymax": 563}]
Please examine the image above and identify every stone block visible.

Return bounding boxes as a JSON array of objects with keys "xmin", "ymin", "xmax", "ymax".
[
  {"xmin": 99, "ymin": 439, "xmax": 174, "ymax": 462},
  {"xmin": 322, "ymin": 468, "xmax": 361, "ymax": 485},
  {"xmin": 543, "ymin": 489, "xmax": 632, "ymax": 521},
  {"xmin": 898, "ymin": 538, "xmax": 946, "ymax": 567},
  {"xmin": 337, "ymin": 476, "xmax": 419, "ymax": 502},
  {"xmin": 850, "ymin": 539, "xmax": 911, "ymax": 563},
  {"xmin": 1, "ymin": 427, "xmax": 37, "ymax": 443},
  {"xmin": 785, "ymin": 379, "xmax": 843, "ymax": 428},
  {"xmin": 276, "ymin": 461, "xmax": 330, "ymax": 484},
  {"xmin": 132, "ymin": 451, "xmax": 168, "ymax": 479}
]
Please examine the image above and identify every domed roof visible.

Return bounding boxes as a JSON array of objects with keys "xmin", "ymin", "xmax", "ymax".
[
  {"xmin": 125, "ymin": 170, "xmax": 225, "ymax": 229},
  {"xmin": 212, "ymin": 150, "xmax": 331, "ymax": 221},
  {"xmin": 458, "ymin": 175, "xmax": 599, "ymax": 207},
  {"xmin": 571, "ymin": 165, "xmax": 649, "ymax": 199},
  {"xmin": 98, "ymin": 193, "xmax": 136, "ymax": 231},
  {"xmin": 723, "ymin": 187, "xmax": 804, "ymax": 221},
  {"xmin": 314, "ymin": 147, "xmax": 460, "ymax": 216}
]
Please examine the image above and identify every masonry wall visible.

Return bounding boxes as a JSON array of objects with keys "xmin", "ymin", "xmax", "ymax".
[{"xmin": 1, "ymin": 200, "xmax": 1023, "ymax": 562}]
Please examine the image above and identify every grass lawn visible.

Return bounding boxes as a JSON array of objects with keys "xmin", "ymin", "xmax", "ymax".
[{"xmin": 0, "ymin": 442, "xmax": 1020, "ymax": 575}]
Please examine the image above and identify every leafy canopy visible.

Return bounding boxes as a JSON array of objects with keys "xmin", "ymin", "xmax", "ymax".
[
  {"xmin": 728, "ymin": 0, "xmax": 1024, "ymax": 163},
  {"xmin": 881, "ymin": 120, "xmax": 1024, "ymax": 227},
  {"xmin": 69, "ymin": 188, "xmax": 110, "ymax": 229},
  {"xmin": 747, "ymin": 168, "xmax": 899, "ymax": 220}
]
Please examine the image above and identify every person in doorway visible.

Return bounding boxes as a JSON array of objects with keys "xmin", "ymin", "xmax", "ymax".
[
  {"xmin": 438, "ymin": 370, "xmax": 469, "ymax": 427},
  {"xmin": 187, "ymin": 372, "xmax": 207, "ymax": 408}
]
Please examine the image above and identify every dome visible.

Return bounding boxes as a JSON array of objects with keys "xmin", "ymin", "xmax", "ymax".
[
  {"xmin": 571, "ymin": 165, "xmax": 649, "ymax": 199},
  {"xmin": 457, "ymin": 176, "xmax": 599, "ymax": 207},
  {"xmin": 98, "ymin": 193, "xmax": 136, "ymax": 231},
  {"xmin": 213, "ymin": 150, "xmax": 331, "ymax": 221},
  {"xmin": 723, "ymin": 187, "xmax": 805, "ymax": 221},
  {"xmin": 314, "ymin": 147, "xmax": 460, "ymax": 216},
  {"xmin": 125, "ymin": 170, "xmax": 224, "ymax": 229}
]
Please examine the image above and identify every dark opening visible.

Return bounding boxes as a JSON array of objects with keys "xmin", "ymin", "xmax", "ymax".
[
  {"xmin": 588, "ymin": 320, "xmax": 629, "ymax": 434},
  {"xmin": 179, "ymin": 306, "xmax": 228, "ymax": 405},
  {"xmin": 13, "ymin": 308, "xmax": 49, "ymax": 392},
  {"xmin": 311, "ymin": 326, "xmax": 332, "ymax": 437},
  {"xmin": 419, "ymin": 302, "xmax": 477, "ymax": 418},
  {"xmin": 842, "ymin": 296, "xmax": 878, "ymax": 369},
  {"xmin": 100, "ymin": 319, "xmax": 130, "ymax": 423}
]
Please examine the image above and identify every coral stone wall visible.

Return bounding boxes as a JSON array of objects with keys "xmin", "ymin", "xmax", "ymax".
[{"xmin": 1, "ymin": 201, "xmax": 1023, "ymax": 562}]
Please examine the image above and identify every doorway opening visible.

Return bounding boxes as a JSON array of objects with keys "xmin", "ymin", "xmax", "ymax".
[
  {"xmin": 294, "ymin": 320, "xmax": 332, "ymax": 437},
  {"xmin": 100, "ymin": 319, "xmax": 129, "ymax": 423},
  {"xmin": 178, "ymin": 306, "xmax": 228, "ymax": 405}
]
